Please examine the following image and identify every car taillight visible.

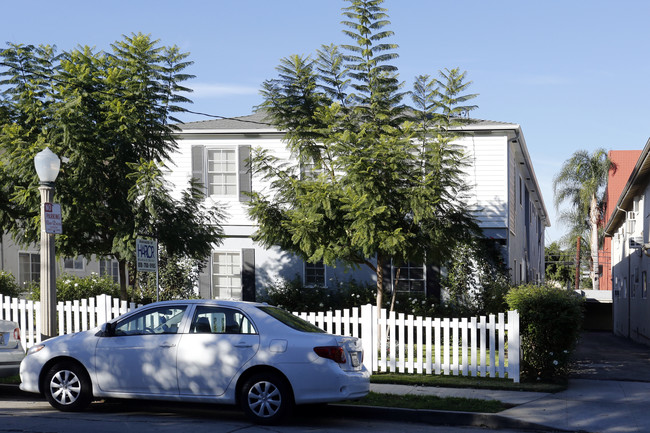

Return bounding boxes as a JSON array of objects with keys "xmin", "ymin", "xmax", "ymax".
[
  {"xmin": 314, "ymin": 346, "xmax": 347, "ymax": 364},
  {"xmin": 13, "ymin": 327, "xmax": 20, "ymax": 341}
]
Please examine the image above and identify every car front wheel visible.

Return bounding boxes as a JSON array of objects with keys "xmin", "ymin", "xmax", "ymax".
[
  {"xmin": 240, "ymin": 372, "xmax": 292, "ymax": 424},
  {"xmin": 44, "ymin": 362, "xmax": 92, "ymax": 412}
]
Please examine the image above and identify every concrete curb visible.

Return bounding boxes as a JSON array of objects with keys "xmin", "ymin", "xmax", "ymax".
[{"xmin": 330, "ymin": 404, "xmax": 580, "ymax": 432}]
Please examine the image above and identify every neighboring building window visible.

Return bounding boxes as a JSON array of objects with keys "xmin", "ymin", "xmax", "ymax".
[
  {"xmin": 64, "ymin": 256, "xmax": 84, "ymax": 271},
  {"xmin": 212, "ymin": 251, "xmax": 241, "ymax": 300},
  {"xmin": 100, "ymin": 259, "xmax": 120, "ymax": 283},
  {"xmin": 19, "ymin": 252, "xmax": 40, "ymax": 287},
  {"xmin": 393, "ymin": 262, "xmax": 425, "ymax": 292},
  {"xmin": 207, "ymin": 148, "xmax": 237, "ymax": 196},
  {"xmin": 304, "ymin": 261, "xmax": 325, "ymax": 286}
]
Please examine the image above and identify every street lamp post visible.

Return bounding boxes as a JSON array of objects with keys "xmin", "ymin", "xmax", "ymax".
[{"xmin": 34, "ymin": 147, "xmax": 60, "ymax": 339}]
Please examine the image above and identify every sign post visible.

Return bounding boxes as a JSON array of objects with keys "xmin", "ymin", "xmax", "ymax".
[{"xmin": 136, "ymin": 238, "xmax": 159, "ymax": 302}]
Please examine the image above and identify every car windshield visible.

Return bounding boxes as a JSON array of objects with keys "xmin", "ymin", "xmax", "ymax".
[{"xmin": 258, "ymin": 306, "xmax": 325, "ymax": 333}]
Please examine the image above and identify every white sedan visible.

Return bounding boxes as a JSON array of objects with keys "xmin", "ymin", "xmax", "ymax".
[
  {"xmin": 0, "ymin": 320, "xmax": 24, "ymax": 377},
  {"xmin": 19, "ymin": 300, "xmax": 369, "ymax": 424}
]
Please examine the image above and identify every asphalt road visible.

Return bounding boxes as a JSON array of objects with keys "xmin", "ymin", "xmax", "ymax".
[{"xmin": 0, "ymin": 385, "xmax": 536, "ymax": 433}]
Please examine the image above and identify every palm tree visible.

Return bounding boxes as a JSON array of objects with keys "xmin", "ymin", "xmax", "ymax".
[{"xmin": 553, "ymin": 148, "xmax": 611, "ymax": 290}]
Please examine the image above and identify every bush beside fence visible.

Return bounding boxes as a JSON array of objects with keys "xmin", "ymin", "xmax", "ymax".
[{"xmin": 1, "ymin": 294, "xmax": 520, "ymax": 382}]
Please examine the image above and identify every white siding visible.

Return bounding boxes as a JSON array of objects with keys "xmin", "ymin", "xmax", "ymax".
[{"xmin": 457, "ymin": 135, "xmax": 508, "ymax": 228}]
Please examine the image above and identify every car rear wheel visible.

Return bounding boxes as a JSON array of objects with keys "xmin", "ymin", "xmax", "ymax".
[
  {"xmin": 44, "ymin": 362, "xmax": 92, "ymax": 412},
  {"xmin": 240, "ymin": 372, "xmax": 292, "ymax": 424}
]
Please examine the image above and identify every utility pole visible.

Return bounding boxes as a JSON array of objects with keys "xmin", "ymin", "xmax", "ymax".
[{"xmin": 575, "ymin": 237, "xmax": 581, "ymax": 291}]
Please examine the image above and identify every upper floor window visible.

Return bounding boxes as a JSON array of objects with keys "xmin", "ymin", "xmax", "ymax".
[
  {"xmin": 208, "ymin": 148, "xmax": 237, "ymax": 196},
  {"xmin": 192, "ymin": 145, "xmax": 251, "ymax": 201}
]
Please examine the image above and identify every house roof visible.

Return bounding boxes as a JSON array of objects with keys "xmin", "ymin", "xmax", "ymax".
[
  {"xmin": 176, "ymin": 112, "xmax": 519, "ymax": 133},
  {"xmin": 604, "ymin": 138, "xmax": 650, "ymax": 236},
  {"xmin": 176, "ymin": 111, "xmax": 276, "ymax": 133}
]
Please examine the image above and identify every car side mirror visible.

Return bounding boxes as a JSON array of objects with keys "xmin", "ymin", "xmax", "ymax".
[{"xmin": 102, "ymin": 322, "xmax": 116, "ymax": 337}]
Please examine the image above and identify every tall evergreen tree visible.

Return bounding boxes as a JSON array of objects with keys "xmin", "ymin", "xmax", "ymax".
[
  {"xmin": 250, "ymin": 0, "xmax": 479, "ymax": 309},
  {"xmin": 0, "ymin": 34, "xmax": 224, "ymax": 299}
]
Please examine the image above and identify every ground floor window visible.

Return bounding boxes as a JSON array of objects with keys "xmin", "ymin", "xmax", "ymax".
[
  {"xmin": 100, "ymin": 259, "xmax": 120, "ymax": 283},
  {"xmin": 304, "ymin": 260, "xmax": 325, "ymax": 286},
  {"xmin": 19, "ymin": 252, "xmax": 40, "ymax": 288},
  {"xmin": 64, "ymin": 256, "xmax": 84, "ymax": 271},
  {"xmin": 393, "ymin": 262, "xmax": 425, "ymax": 292},
  {"xmin": 212, "ymin": 251, "xmax": 241, "ymax": 300}
]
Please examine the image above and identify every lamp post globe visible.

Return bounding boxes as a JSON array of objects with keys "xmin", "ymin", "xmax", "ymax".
[
  {"xmin": 34, "ymin": 147, "xmax": 61, "ymax": 184},
  {"xmin": 34, "ymin": 147, "xmax": 60, "ymax": 339}
]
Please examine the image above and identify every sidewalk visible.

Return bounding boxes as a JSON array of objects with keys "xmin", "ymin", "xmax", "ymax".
[
  {"xmin": 359, "ymin": 332, "xmax": 650, "ymax": 432},
  {"xmin": 500, "ymin": 379, "xmax": 650, "ymax": 432}
]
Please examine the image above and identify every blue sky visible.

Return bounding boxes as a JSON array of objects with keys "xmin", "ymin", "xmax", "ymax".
[{"xmin": 4, "ymin": 0, "xmax": 650, "ymax": 243}]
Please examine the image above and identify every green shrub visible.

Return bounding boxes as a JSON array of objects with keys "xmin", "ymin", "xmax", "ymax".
[
  {"xmin": 506, "ymin": 284, "xmax": 584, "ymax": 382},
  {"xmin": 31, "ymin": 273, "xmax": 121, "ymax": 302},
  {"xmin": 441, "ymin": 239, "xmax": 511, "ymax": 317},
  {"xmin": 133, "ymin": 252, "xmax": 201, "ymax": 304},
  {"xmin": 391, "ymin": 291, "xmax": 437, "ymax": 317},
  {"xmin": 259, "ymin": 276, "xmax": 377, "ymax": 312},
  {"xmin": 0, "ymin": 271, "xmax": 21, "ymax": 298}
]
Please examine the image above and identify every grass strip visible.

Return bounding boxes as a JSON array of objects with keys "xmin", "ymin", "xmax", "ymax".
[
  {"xmin": 371, "ymin": 373, "xmax": 566, "ymax": 393},
  {"xmin": 343, "ymin": 391, "xmax": 506, "ymax": 413}
]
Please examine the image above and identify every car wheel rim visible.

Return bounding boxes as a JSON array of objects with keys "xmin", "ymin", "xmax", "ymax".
[
  {"xmin": 50, "ymin": 370, "xmax": 81, "ymax": 405},
  {"xmin": 247, "ymin": 380, "xmax": 281, "ymax": 418}
]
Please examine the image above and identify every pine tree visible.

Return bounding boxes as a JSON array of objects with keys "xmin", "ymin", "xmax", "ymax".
[{"xmin": 251, "ymin": 0, "xmax": 479, "ymax": 309}]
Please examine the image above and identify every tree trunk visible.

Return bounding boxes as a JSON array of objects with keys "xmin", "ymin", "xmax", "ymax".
[
  {"xmin": 376, "ymin": 255, "xmax": 384, "ymax": 311},
  {"xmin": 118, "ymin": 259, "xmax": 129, "ymax": 301},
  {"xmin": 590, "ymin": 195, "xmax": 600, "ymax": 291}
]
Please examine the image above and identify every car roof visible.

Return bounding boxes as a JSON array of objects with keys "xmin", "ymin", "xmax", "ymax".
[{"xmin": 144, "ymin": 299, "xmax": 270, "ymax": 308}]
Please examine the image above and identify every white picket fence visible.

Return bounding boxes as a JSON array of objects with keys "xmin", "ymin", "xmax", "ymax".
[{"xmin": 0, "ymin": 294, "xmax": 520, "ymax": 382}]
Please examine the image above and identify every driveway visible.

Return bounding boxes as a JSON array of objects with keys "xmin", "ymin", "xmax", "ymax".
[{"xmin": 571, "ymin": 331, "xmax": 650, "ymax": 381}]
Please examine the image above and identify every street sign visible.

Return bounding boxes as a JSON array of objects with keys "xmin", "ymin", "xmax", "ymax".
[
  {"xmin": 43, "ymin": 203, "xmax": 62, "ymax": 234},
  {"xmin": 136, "ymin": 238, "xmax": 158, "ymax": 272}
]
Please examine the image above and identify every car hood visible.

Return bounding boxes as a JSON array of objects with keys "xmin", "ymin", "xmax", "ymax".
[{"xmin": 39, "ymin": 327, "xmax": 101, "ymax": 353}]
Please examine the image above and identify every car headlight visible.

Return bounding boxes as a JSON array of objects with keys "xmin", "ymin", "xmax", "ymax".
[{"xmin": 26, "ymin": 345, "xmax": 45, "ymax": 356}]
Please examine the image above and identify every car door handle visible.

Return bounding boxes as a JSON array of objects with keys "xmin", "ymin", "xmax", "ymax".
[
  {"xmin": 234, "ymin": 342, "xmax": 253, "ymax": 348},
  {"xmin": 160, "ymin": 343, "xmax": 176, "ymax": 348}
]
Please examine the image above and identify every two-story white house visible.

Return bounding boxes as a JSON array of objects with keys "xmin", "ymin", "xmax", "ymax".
[
  {"xmin": 0, "ymin": 112, "xmax": 549, "ymax": 301},
  {"xmin": 166, "ymin": 112, "xmax": 549, "ymax": 301}
]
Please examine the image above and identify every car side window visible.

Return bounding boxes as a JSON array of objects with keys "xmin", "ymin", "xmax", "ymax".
[
  {"xmin": 189, "ymin": 306, "xmax": 257, "ymax": 335},
  {"xmin": 114, "ymin": 306, "xmax": 187, "ymax": 336}
]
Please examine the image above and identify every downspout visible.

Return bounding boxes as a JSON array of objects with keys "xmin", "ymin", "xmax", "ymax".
[{"xmin": 628, "ymin": 238, "xmax": 631, "ymax": 339}]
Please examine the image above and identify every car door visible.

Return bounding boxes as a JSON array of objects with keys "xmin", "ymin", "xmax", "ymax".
[
  {"xmin": 177, "ymin": 305, "xmax": 259, "ymax": 396},
  {"xmin": 94, "ymin": 305, "xmax": 187, "ymax": 395}
]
